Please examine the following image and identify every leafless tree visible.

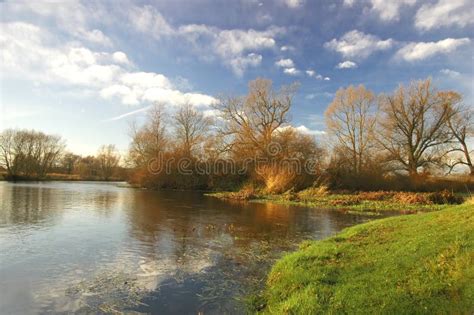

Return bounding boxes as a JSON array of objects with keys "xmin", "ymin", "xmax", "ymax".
[
  {"xmin": 325, "ymin": 85, "xmax": 378, "ymax": 175},
  {"xmin": 128, "ymin": 103, "xmax": 168, "ymax": 167},
  {"xmin": 378, "ymin": 79, "xmax": 453, "ymax": 175},
  {"xmin": 173, "ymin": 103, "xmax": 212, "ymax": 156},
  {"xmin": 215, "ymin": 78, "xmax": 298, "ymax": 158},
  {"xmin": 441, "ymin": 92, "xmax": 474, "ymax": 175},
  {"xmin": 0, "ymin": 129, "xmax": 65, "ymax": 178},
  {"xmin": 97, "ymin": 144, "xmax": 120, "ymax": 180}
]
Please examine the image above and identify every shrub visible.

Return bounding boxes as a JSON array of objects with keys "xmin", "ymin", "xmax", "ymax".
[
  {"xmin": 393, "ymin": 192, "xmax": 431, "ymax": 205},
  {"xmin": 357, "ymin": 191, "xmax": 395, "ymax": 201},
  {"xmin": 427, "ymin": 190, "xmax": 464, "ymax": 205},
  {"xmin": 282, "ymin": 188, "xmax": 298, "ymax": 201},
  {"xmin": 256, "ymin": 165, "xmax": 297, "ymax": 194},
  {"xmin": 231, "ymin": 183, "xmax": 257, "ymax": 200},
  {"xmin": 297, "ymin": 186, "xmax": 329, "ymax": 201}
]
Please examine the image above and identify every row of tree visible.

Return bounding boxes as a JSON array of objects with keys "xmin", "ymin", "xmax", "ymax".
[
  {"xmin": 0, "ymin": 129, "xmax": 122, "ymax": 180},
  {"xmin": 1, "ymin": 77, "xmax": 471, "ymax": 191},
  {"xmin": 128, "ymin": 78, "xmax": 472, "ymax": 192},
  {"xmin": 325, "ymin": 80, "xmax": 473, "ymax": 180}
]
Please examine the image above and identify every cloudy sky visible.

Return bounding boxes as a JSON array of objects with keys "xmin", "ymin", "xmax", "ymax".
[{"xmin": 1, "ymin": 0, "xmax": 473, "ymax": 155}]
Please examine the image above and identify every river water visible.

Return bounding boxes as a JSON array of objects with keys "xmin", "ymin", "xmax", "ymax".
[{"xmin": 0, "ymin": 181, "xmax": 373, "ymax": 314}]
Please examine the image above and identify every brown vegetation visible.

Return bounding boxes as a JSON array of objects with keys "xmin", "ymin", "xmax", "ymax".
[{"xmin": 1, "ymin": 77, "xmax": 472, "ymax": 192}]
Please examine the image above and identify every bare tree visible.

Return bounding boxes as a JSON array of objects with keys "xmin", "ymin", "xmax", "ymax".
[
  {"xmin": 61, "ymin": 152, "xmax": 81, "ymax": 174},
  {"xmin": 97, "ymin": 144, "xmax": 120, "ymax": 180},
  {"xmin": 378, "ymin": 79, "xmax": 453, "ymax": 175},
  {"xmin": 128, "ymin": 103, "xmax": 168, "ymax": 167},
  {"xmin": 441, "ymin": 92, "xmax": 474, "ymax": 175},
  {"xmin": 0, "ymin": 129, "xmax": 65, "ymax": 178},
  {"xmin": 173, "ymin": 103, "xmax": 212, "ymax": 156},
  {"xmin": 215, "ymin": 78, "xmax": 298, "ymax": 158},
  {"xmin": 325, "ymin": 85, "xmax": 377, "ymax": 175}
]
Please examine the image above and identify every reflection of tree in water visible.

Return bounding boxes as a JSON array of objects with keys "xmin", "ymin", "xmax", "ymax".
[
  {"xmin": 0, "ymin": 183, "xmax": 124, "ymax": 226},
  {"xmin": 0, "ymin": 184, "xmax": 63, "ymax": 226},
  {"xmin": 123, "ymin": 190, "xmax": 372, "ymax": 314}
]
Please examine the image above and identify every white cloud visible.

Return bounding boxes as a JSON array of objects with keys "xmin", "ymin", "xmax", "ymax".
[
  {"xmin": 396, "ymin": 38, "xmax": 470, "ymax": 62},
  {"xmin": 112, "ymin": 52, "xmax": 130, "ymax": 65},
  {"xmin": 275, "ymin": 58, "xmax": 295, "ymax": 68},
  {"xmin": 306, "ymin": 69, "xmax": 315, "ymax": 77},
  {"xmin": 214, "ymin": 28, "xmax": 278, "ymax": 56},
  {"xmin": 324, "ymin": 77, "xmax": 331, "ymax": 81},
  {"xmin": 121, "ymin": 4, "xmax": 288, "ymax": 76},
  {"xmin": 280, "ymin": 45, "xmax": 295, "ymax": 52},
  {"xmin": 0, "ymin": 22, "xmax": 217, "ymax": 108},
  {"xmin": 343, "ymin": 0, "xmax": 356, "ymax": 7},
  {"xmin": 440, "ymin": 68, "xmax": 461, "ymax": 77},
  {"xmin": 128, "ymin": 8, "xmax": 284, "ymax": 76},
  {"xmin": 120, "ymin": 72, "xmax": 172, "ymax": 90},
  {"xmin": 316, "ymin": 74, "xmax": 323, "ymax": 80},
  {"xmin": 279, "ymin": 125, "xmax": 326, "ymax": 136},
  {"xmin": 229, "ymin": 53, "xmax": 263, "ymax": 76},
  {"xmin": 294, "ymin": 125, "xmax": 326, "ymax": 135},
  {"xmin": 128, "ymin": 5, "xmax": 174, "ymax": 39},
  {"xmin": 4, "ymin": 1, "xmax": 113, "ymax": 46},
  {"xmin": 283, "ymin": 67, "xmax": 301, "ymax": 76},
  {"xmin": 0, "ymin": 22, "xmax": 120, "ymax": 86},
  {"xmin": 415, "ymin": 0, "xmax": 474, "ymax": 31},
  {"xmin": 283, "ymin": 0, "xmax": 305, "ymax": 8},
  {"xmin": 336, "ymin": 60, "xmax": 358, "ymax": 69},
  {"xmin": 368, "ymin": 0, "xmax": 416, "ymax": 22},
  {"xmin": 324, "ymin": 30, "xmax": 394, "ymax": 59}
]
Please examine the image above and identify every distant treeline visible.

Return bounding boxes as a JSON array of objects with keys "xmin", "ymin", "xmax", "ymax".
[
  {"xmin": 1, "ymin": 77, "xmax": 472, "ymax": 191},
  {"xmin": 0, "ymin": 129, "xmax": 125, "ymax": 181}
]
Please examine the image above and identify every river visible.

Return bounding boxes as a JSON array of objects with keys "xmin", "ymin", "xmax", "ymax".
[{"xmin": 0, "ymin": 181, "xmax": 373, "ymax": 314}]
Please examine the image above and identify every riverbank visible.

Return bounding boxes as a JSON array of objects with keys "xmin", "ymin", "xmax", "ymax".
[
  {"xmin": 208, "ymin": 188, "xmax": 466, "ymax": 214},
  {"xmin": 0, "ymin": 172, "xmax": 125, "ymax": 182},
  {"xmin": 255, "ymin": 202, "xmax": 474, "ymax": 314}
]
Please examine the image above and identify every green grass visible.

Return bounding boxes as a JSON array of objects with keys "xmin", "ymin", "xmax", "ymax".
[{"xmin": 256, "ymin": 204, "xmax": 474, "ymax": 314}]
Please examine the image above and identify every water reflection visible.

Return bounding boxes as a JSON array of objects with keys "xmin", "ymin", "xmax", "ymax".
[{"xmin": 0, "ymin": 182, "xmax": 372, "ymax": 314}]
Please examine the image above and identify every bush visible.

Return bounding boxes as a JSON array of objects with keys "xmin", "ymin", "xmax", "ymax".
[
  {"xmin": 427, "ymin": 190, "xmax": 464, "ymax": 205},
  {"xmin": 256, "ymin": 165, "xmax": 297, "ymax": 194},
  {"xmin": 297, "ymin": 186, "xmax": 329, "ymax": 201},
  {"xmin": 357, "ymin": 191, "xmax": 394, "ymax": 201},
  {"xmin": 393, "ymin": 192, "xmax": 431, "ymax": 205},
  {"xmin": 228, "ymin": 184, "xmax": 258, "ymax": 200}
]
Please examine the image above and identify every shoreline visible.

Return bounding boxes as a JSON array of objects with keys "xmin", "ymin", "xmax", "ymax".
[{"xmin": 206, "ymin": 190, "xmax": 466, "ymax": 214}]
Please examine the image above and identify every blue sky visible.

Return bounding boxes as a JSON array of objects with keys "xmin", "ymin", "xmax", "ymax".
[{"xmin": 1, "ymin": 0, "xmax": 473, "ymax": 155}]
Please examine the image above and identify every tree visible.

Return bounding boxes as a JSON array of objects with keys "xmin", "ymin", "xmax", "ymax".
[
  {"xmin": 97, "ymin": 144, "xmax": 120, "ymax": 180},
  {"xmin": 173, "ymin": 103, "xmax": 212, "ymax": 156},
  {"xmin": 442, "ymin": 92, "xmax": 474, "ymax": 176},
  {"xmin": 0, "ymin": 129, "xmax": 18, "ymax": 176},
  {"xmin": 378, "ymin": 79, "xmax": 453, "ymax": 176},
  {"xmin": 60, "ymin": 152, "xmax": 81, "ymax": 174},
  {"xmin": 215, "ymin": 78, "xmax": 298, "ymax": 159},
  {"xmin": 325, "ymin": 85, "xmax": 377, "ymax": 175},
  {"xmin": 0, "ymin": 129, "xmax": 65, "ymax": 178},
  {"xmin": 128, "ymin": 103, "xmax": 168, "ymax": 167}
]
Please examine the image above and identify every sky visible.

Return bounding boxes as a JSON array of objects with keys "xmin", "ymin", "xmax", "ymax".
[{"xmin": 1, "ymin": 0, "xmax": 473, "ymax": 155}]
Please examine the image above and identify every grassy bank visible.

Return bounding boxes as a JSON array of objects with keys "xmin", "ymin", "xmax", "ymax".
[
  {"xmin": 255, "ymin": 203, "xmax": 474, "ymax": 314},
  {"xmin": 209, "ymin": 188, "xmax": 466, "ymax": 214}
]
